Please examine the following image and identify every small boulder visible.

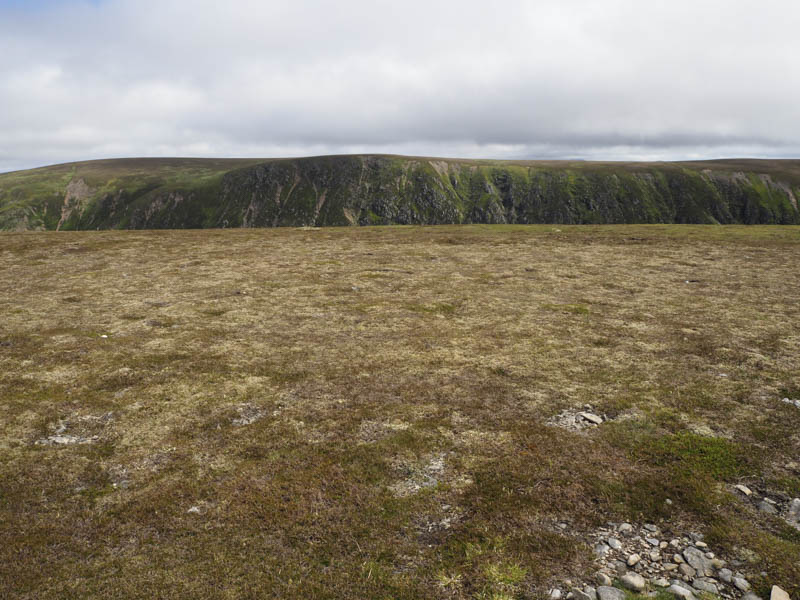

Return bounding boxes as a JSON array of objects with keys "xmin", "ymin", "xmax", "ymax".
[
  {"xmin": 621, "ymin": 572, "xmax": 646, "ymax": 592},
  {"xmin": 683, "ymin": 547, "xmax": 712, "ymax": 576},
  {"xmin": 597, "ymin": 586, "xmax": 626, "ymax": 600}
]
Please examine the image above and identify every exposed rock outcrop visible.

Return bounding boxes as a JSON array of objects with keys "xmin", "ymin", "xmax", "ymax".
[{"xmin": 3, "ymin": 155, "xmax": 800, "ymax": 230}]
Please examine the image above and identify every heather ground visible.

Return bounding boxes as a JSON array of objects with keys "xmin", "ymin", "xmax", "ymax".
[{"xmin": 1, "ymin": 225, "xmax": 798, "ymax": 599}]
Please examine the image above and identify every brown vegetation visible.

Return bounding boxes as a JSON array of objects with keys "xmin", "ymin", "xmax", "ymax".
[{"xmin": 1, "ymin": 225, "xmax": 798, "ymax": 598}]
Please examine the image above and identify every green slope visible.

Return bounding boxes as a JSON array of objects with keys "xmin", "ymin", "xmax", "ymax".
[{"xmin": 2, "ymin": 155, "xmax": 799, "ymax": 229}]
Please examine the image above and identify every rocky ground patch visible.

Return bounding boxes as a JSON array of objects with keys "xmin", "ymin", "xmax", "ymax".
[
  {"xmin": 550, "ymin": 520, "xmax": 793, "ymax": 600},
  {"xmin": 34, "ymin": 411, "xmax": 114, "ymax": 445}
]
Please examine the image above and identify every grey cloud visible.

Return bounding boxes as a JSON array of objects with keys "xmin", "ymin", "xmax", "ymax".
[{"xmin": 1, "ymin": 0, "xmax": 799, "ymax": 171}]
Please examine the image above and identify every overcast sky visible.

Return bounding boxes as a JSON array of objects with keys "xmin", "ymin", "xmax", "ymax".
[{"xmin": 1, "ymin": 0, "xmax": 799, "ymax": 172}]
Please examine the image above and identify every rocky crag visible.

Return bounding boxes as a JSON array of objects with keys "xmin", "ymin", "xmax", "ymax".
[{"xmin": 2, "ymin": 155, "xmax": 799, "ymax": 230}]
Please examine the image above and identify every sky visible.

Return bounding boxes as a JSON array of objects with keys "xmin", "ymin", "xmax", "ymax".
[{"xmin": 1, "ymin": 0, "xmax": 799, "ymax": 172}]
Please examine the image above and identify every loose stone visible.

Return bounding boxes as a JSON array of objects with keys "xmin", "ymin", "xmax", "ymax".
[
  {"xmin": 771, "ymin": 586, "xmax": 790, "ymax": 600},
  {"xmin": 594, "ymin": 543, "xmax": 610, "ymax": 557},
  {"xmin": 683, "ymin": 547, "xmax": 712, "ymax": 576},
  {"xmin": 549, "ymin": 589, "xmax": 562, "ymax": 600},
  {"xmin": 735, "ymin": 484, "xmax": 753, "ymax": 496},
  {"xmin": 666, "ymin": 584, "xmax": 696, "ymax": 600},
  {"xmin": 620, "ymin": 572, "xmax": 646, "ymax": 593},
  {"xmin": 672, "ymin": 581, "xmax": 695, "ymax": 593},
  {"xmin": 607, "ymin": 537, "xmax": 622, "ymax": 550},
  {"xmin": 579, "ymin": 412, "xmax": 604, "ymax": 425},
  {"xmin": 692, "ymin": 579, "xmax": 719, "ymax": 595},
  {"xmin": 758, "ymin": 501, "xmax": 778, "ymax": 515},
  {"xmin": 611, "ymin": 561, "xmax": 627, "ymax": 576},
  {"xmin": 734, "ymin": 577, "xmax": 751, "ymax": 592},
  {"xmin": 678, "ymin": 564, "xmax": 696, "ymax": 578},
  {"xmin": 595, "ymin": 573, "xmax": 612, "ymax": 587},
  {"xmin": 572, "ymin": 589, "xmax": 592, "ymax": 600},
  {"xmin": 718, "ymin": 568, "xmax": 733, "ymax": 583},
  {"xmin": 789, "ymin": 498, "xmax": 800, "ymax": 519},
  {"xmin": 597, "ymin": 586, "xmax": 626, "ymax": 600},
  {"xmin": 627, "ymin": 553, "xmax": 641, "ymax": 567}
]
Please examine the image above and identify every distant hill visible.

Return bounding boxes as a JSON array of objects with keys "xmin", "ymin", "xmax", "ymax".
[{"xmin": 1, "ymin": 155, "xmax": 799, "ymax": 230}]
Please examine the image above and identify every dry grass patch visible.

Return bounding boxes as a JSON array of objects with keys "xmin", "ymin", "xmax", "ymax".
[{"xmin": 1, "ymin": 225, "xmax": 799, "ymax": 598}]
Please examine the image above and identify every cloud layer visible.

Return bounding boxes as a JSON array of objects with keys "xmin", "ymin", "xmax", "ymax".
[{"xmin": 1, "ymin": 0, "xmax": 799, "ymax": 171}]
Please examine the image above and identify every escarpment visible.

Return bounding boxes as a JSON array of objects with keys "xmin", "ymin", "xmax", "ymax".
[{"xmin": 2, "ymin": 155, "xmax": 799, "ymax": 230}]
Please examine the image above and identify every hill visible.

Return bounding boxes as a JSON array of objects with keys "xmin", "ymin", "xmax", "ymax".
[{"xmin": 1, "ymin": 155, "xmax": 800, "ymax": 230}]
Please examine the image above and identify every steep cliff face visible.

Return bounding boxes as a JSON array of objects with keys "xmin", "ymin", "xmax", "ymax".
[
  {"xmin": 213, "ymin": 156, "xmax": 800, "ymax": 226},
  {"xmin": 2, "ymin": 155, "xmax": 799, "ymax": 229}
]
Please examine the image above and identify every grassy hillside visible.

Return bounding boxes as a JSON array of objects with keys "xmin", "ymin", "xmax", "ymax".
[
  {"xmin": 1, "ymin": 225, "xmax": 798, "ymax": 598},
  {"xmin": 0, "ymin": 158, "xmax": 266, "ymax": 230},
  {"xmin": 2, "ymin": 156, "xmax": 800, "ymax": 229}
]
